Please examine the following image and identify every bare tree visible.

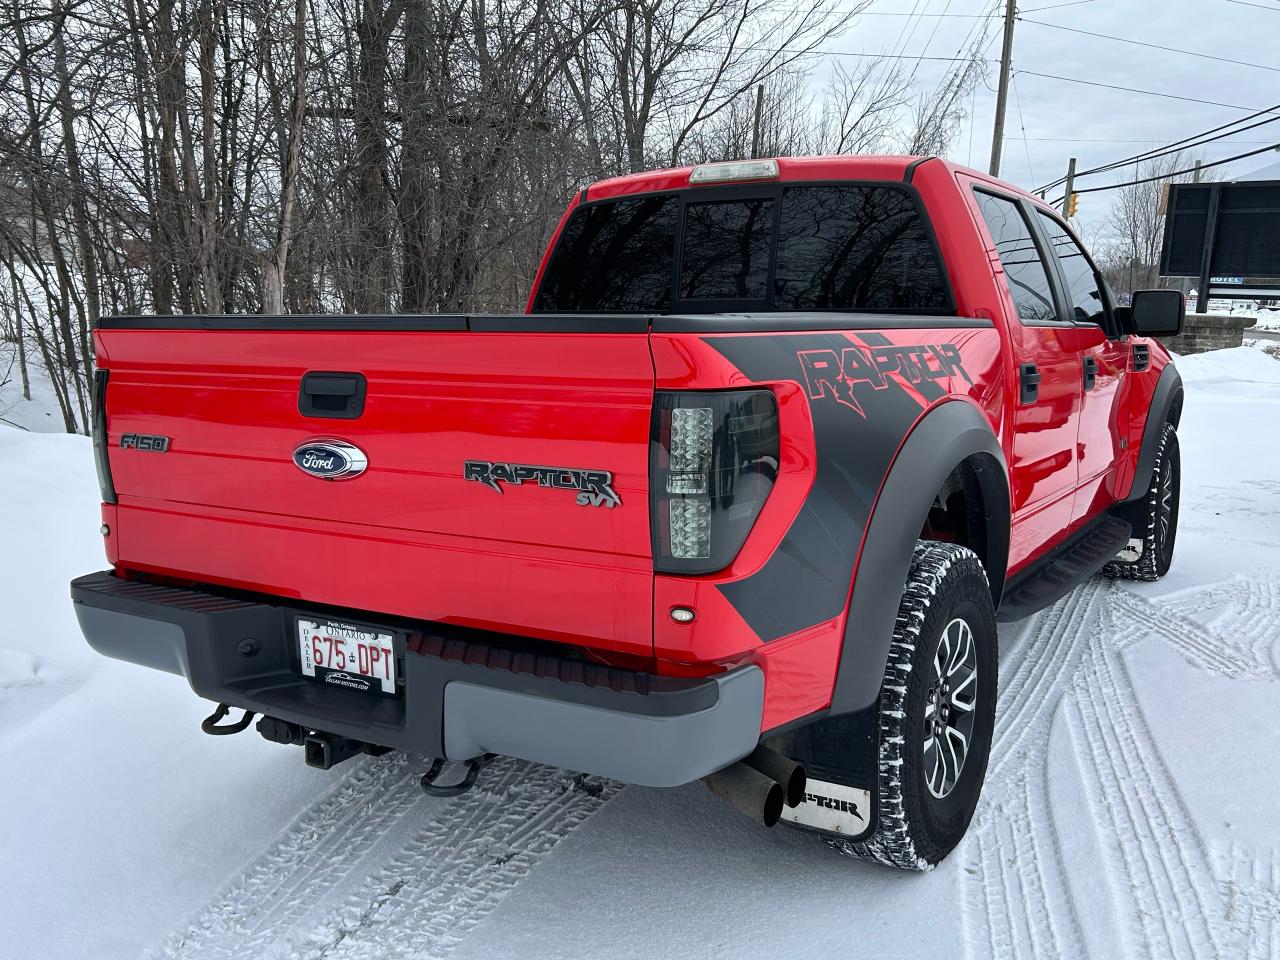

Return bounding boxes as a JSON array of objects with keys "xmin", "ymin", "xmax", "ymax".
[
  {"xmin": 0, "ymin": 0, "xmax": 994, "ymax": 434},
  {"xmin": 1100, "ymin": 151, "xmax": 1197, "ymax": 300}
]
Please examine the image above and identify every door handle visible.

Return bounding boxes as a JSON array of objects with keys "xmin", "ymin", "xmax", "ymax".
[
  {"xmin": 1019, "ymin": 362, "xmax": 1041, "ymax": 404},
  {"xmin": 1083, "ymin": 356, "xmax": 1098, "ymax": 391},
  {"xmin": 299, "ymin": 371, "xmax": 367, "ymax": 419}
]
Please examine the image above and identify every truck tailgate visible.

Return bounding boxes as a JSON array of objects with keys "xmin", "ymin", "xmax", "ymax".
[{"xmin": 95, "ymin": 320, "xmax": 655, "ymax": 657}]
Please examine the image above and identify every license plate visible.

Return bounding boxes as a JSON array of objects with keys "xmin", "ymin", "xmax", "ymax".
[{"xmin": 297, "ymin": 618, "xmax": 397, "ymax": 695}]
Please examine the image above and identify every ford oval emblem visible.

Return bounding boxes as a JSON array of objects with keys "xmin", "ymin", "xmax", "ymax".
[{"xmin": 292, "ymin": 439, "xmax": 368, "ymax": 480}]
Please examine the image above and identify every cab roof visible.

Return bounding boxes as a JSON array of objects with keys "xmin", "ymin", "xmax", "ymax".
[{"xmin": 583, "ymin": 154, "xmax": 1048, "ymax": 209}]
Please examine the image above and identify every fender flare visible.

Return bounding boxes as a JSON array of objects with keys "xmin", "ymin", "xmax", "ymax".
[
  {"xmin": 827, "ymin": 401, "xmax": 1009, "ymax": 715},
  {"xmin": 1123, "ymin": 362, "xmax": 1184, "ymax": 503}
]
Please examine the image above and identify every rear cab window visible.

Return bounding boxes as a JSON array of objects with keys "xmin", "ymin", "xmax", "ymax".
[
  {"xmin": 534, "ymin": 196, "xmax": 678, "ymax": 311},
  {"xmin": 534, "ymin": 183, "xmax": 954, "ymax": 314}
]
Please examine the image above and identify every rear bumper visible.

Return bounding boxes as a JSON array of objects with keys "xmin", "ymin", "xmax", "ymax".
[{"xmin": 70, "ymin": 572, "xmax": 763, "ymax": 787}]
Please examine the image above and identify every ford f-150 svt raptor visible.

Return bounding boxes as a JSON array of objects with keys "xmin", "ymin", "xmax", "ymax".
[{"xmin": 72, "ymin": 155, "xmax": 1186, "ymax": 870}]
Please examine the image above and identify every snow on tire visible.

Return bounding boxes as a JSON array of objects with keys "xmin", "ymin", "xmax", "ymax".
[
  {"xmin": 1103, "ymin": 422, "xmax": 1180, "ymax": 582},
  {"xmin": 837, "ymin": 540, "xmax": 998, "ymax": 871}
]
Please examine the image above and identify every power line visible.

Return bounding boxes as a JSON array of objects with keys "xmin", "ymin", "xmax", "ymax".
[
  {"xmin": 1011, "ymin": 71, "xmax": 1037, "ymax": 183},
  {"xmin": 907, "ymin": 0, "xmax": 958, "ymax": 84},
  {"xmin": 1080, "ymin": 113, "xmax": 1280, "ymax": 177},
  {"xmin": 853, "ymin": 8, "xmax": 998, "ymax": 14},
  {"xmin": 1035, "ymin": 103, "xmax": 1280, "ymax": 190},
  {"xmin": 1224, "ymin": 0, "xmax": 1280, "ymax": 10},
  {"xmin": 1011, "ymin": 136, "xmax": 1280, "ymax": 143},
  {"xmin": 1019, "ymin": 0, "xmax": 1097, "ymax": 11},
  {"xmin": 1015, "ymin": 69, "xmax": 1272, "ymax": 112},
  {"xmin": 777, "ymin": 47, "xmax": 998, "ymax": 62},
  {"xmin": 1019, "ymin": 18, "xmax": 1280, "ymax": 74},
  {"xmin": 1072, "ymin": 142, "xmax": 1280, "ymax": 194}
]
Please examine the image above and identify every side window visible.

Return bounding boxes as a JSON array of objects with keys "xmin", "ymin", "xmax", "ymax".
[
  {"xmin": 773, "ymin": 185, "xmax": 951, "ymax": 310},
  {"xmin": 679, "ymin": 198, "xmax": 774, "ymax": 300},
  {"xmin": 973, "ymin": 191, "xmax": 1057, "ymax": 324},
  {"xmin": 533, "ymin": 195, "xmax": 677, "ymax": 312},
  {"xmin": 1036, "ymin": 212, "xmax": 1110, "ymax": 328}
]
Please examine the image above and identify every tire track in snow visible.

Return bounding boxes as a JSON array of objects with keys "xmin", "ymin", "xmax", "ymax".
[
  {"xmin": 1064, "ymin": 635, "xmax": 1229, "ymax": 958},
  {"xmin": 960, "ymin": 585, "xmax": 1098, "ymax": 960},
  {"xmin": 1109, "ymin": 583, "xmax": 1273, "ymax": 680},
  {"xmin": 305, "ymin": 763, "xmax": 617, "ymax": 960},
  {"xmin": 963, "ymin": 776, "xmax": 1086, "ymax": 959},
  {"xmin": 152, "ymin": 752, "xmax": 422, "ymax": 960},
  {"xmin": 153, "ymin": 755, "xmax": 616, "ymax": 960},
  {"xmin": 961, "ymin": 573, "xmax": 1262, "ymax": 960},
  {"xmin": 987, "ymin": 580, "xmax": 1104, "ymax": 779},
  {"xmin": 1220, "ymin": 843, "xmax": 1280, "ymax": 959}
]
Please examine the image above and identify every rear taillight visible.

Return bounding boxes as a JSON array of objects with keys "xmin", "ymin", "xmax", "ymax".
[
  {"xmin": 92, "ymin": 369, "xmax": 116, "ymax": 504},
  {"xmin": 651, "ymin": 390, "xmax": 779, "ymax": 574}
]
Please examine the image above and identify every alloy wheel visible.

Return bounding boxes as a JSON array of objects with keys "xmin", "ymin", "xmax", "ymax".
[{"xmin": 923, "ymin": 617, "xmax": 979, "ymax": 800}]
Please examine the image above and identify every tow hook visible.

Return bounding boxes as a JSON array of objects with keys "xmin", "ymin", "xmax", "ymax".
[
  {"xmin": 200, "ymin": 702, "xmax": 256, "ymax": 736},
  {"xmin": 420, "ymin": 754, "xmax": 492, "ymax": 798}
]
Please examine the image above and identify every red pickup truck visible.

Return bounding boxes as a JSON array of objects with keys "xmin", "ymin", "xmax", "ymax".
[{"xmin": 72, "ymin": 155, "xmax": 1185, "ymax": 870}]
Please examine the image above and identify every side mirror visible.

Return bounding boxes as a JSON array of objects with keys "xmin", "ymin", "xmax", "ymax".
[{"xmin": 1126, "ymin": 289, "xmax": 1185, "ymax": 338}]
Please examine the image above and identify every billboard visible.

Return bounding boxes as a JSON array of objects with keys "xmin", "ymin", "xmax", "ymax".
[{"xmin": 1160, "ymin": 180, "xmax": 1280, "ymax": 300}]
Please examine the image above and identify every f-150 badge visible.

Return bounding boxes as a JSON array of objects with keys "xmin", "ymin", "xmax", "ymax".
[{"xmin": 464, "ymin": 461, "xmax": 621, "ymax": 508}]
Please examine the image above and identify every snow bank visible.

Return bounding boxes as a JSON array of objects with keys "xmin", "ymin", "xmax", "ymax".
[
  {"xmin": 1174, "ymin": 345, "xmax": 1280, "ymax": 385},
  {"xmin": 0, "ymin": 346, "xmax": 79, "ymax": 433}
]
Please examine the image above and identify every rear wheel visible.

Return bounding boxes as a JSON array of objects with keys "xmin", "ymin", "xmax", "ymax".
[
  {"xmin": 1103, "ymin": 422, "xmax": 1180, "ymax": 581},
  {"xmin": 840, "ymin": 540, "xmax": 998, "ymax": 870}
]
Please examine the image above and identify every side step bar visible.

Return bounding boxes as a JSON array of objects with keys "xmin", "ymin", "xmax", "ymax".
[{"xmin": 997, "ymin": 515, "xmax": 1131, "ymax": 622}]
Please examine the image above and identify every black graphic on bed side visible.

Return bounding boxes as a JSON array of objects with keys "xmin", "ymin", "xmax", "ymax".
[{"xmin": 706, "ymin": 332, "xmax": 966, "ymax": 642}]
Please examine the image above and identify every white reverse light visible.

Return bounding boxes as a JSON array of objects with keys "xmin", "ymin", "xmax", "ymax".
[
  {"xmin": 669, "ymin": 496, "xmax": 712, "ymax": 559},
  {"xmin": 667, "ymin": 407, "xmax": 713, "ymax": 495}
]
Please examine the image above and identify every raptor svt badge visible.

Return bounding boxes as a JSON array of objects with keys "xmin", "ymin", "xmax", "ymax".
[{"xmin": 463, "ymin": 461, "xmax": 621, "ymax": 508}]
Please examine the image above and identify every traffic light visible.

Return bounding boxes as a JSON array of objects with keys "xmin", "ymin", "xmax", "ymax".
[{"xmin": 1065, "ymin": 192, "xmax": 1079, "ymax": 218}]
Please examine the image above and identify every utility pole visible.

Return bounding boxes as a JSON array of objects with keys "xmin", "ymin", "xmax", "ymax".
[
  {"xmin": 751, "ymin": 84, "xmax": 764, "ymax": 159},
  {"xmin": 988, "ymin": 0, "xmax": 1017, "ymax": 177},
  {"xmin": 1060, "ymin": 157, "xmax": 1076, "ymax": 216}
]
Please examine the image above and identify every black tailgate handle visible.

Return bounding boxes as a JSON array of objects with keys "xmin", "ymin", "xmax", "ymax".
[{"xmin": 299, "ymin": 371, "xmax": 367, "ymax": 419}]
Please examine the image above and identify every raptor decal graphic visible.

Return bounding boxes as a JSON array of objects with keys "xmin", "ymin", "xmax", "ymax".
[
  {"xmin": 797, "ymin": 341, "xmax": 971, "ymax": 418},
  {"xmin": 704, "ymin": 331, "xmax": 977, "ymax": 642}
]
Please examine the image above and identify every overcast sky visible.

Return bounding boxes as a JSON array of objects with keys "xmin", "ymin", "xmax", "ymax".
[{"xmin": 810, "ymin": 0, "xmax": 1280, "ymax": 235}]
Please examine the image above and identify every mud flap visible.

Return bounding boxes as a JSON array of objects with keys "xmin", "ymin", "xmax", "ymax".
[{"xmin": 765, "ymin": 708, "xmax": 878, "ymax": 842}]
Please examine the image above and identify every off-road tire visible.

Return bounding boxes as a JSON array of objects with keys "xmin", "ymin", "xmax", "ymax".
[
  {"xmin": 838, "ymin": 541, "xmax": 998, "ymax": 871},
  {"xmin": 1103, "ymin": 422, "xmax": 1180, "ymax": 581}
]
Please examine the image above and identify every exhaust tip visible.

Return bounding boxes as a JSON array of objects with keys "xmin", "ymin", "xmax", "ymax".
[
  {"xmin": 703, "ymin": 761, "xmax": 786, "ymax": 828},
  {"xmin": 761, "ymin": 779, "xmax": 784, "ymax": 828},
  {"xmin": 743, "ymin": 745, "xmax": 806, "ymax": 808},
  {"xmin": 780, "ymin": 769, "xmax": 805, "ymax": 809}
]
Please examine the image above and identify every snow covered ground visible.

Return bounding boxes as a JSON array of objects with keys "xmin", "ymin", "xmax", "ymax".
[
  {"xmin": 0, "ymin": 345, "xmax": 76, "ymax": 433},
  {"xmin": 3, "ymin": 347, "xmax": 1280, "ymax": 960}
]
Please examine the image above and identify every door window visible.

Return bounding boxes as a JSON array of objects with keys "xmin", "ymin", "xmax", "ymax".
[
  {"xmin": 1036, "ymin": 212, "xmax": 1112, "ymax": 330},
  {"xmin": 973, "ymin": 191, "xmax": 1057, "ymax": 324}
]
